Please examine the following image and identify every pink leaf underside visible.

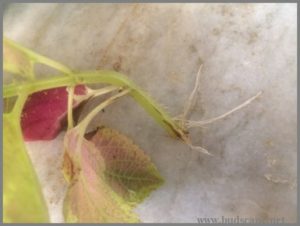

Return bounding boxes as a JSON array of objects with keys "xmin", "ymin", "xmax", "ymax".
[
  {"xmin": 63, "ymin": 127, "xmax": 163, "ymax": 222},
  {"xmin": 21, "ymin": 85, "xmax": 87, "ymax": 141}
]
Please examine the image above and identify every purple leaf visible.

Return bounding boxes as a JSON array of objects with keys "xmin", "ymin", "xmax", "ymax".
[{"xmin": 21, "ymin": 85, "xmax": 86, "ymax": 141}]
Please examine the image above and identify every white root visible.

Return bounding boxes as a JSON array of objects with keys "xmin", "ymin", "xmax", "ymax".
[
  {"xmin": 181, "ymin": 64, "xmax": 203, "ymax": 121},
  {"xmin": 187, "ymin": 143, "xmax": 213, "ymax": 156},
  {"xmin": 175, "ymin": 63, "xmax": 263, "ymax": 156},
  {"xmin": 186, "ymin": 90, "xmax": 263, "ymax": 128}
]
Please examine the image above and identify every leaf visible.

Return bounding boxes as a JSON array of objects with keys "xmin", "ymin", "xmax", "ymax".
[
  {"xmin": 88, "ymin": 127, "xmax": 164, "ymax": 205},
  {"xmin": 63, "ymin": 129, "xmax": 138, "ymax": 223},
  {"xmin": 3, "ymin": 114, "xmax": 49, "ymax": 223},
  {"xmin": 21, "ymin": 85, "xmax": 87, "ymax": 141},
  {"xmin": 63, "ymin": 127, "xmax": 164, "ymax": 223}
]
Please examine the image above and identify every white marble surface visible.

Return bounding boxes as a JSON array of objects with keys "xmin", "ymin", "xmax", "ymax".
[{"xmin": 4, "ymin": 3, "xmax": 297, "ymax": 223}]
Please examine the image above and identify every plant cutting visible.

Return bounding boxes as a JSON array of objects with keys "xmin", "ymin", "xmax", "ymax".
[{"xmin": 3, "ymin": 37, "xmax": 261, "ymax": 223}]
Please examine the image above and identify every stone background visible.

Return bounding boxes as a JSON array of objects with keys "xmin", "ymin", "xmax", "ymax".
[{"xmin": 4, "ymin": 3, "xmax": 297, "ymax": 223}]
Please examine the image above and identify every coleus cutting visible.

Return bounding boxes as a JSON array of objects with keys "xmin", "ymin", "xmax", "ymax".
[
  {"xmin": 3, "ymin": 38, "xmax": 188, "ymax": 223},
  {"xmin": 3, "ymin": 38, "xmax": 261, "ymax": 223}
]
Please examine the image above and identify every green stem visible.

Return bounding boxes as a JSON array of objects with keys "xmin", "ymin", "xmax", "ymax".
[
  {"xmin": 67, "ymin": 86, "xmax": 75, "ymax": 129},
  {"xmin": 78, "ymin": 89, "xmax": 130, "ymax": 133},
  {"xmin": 4, "ymin": 37, "xmax": 72, "ymax": 74},
  {"xmin": 75, "ymin": 89, "xmax": 130, "ymax": 154},
  {"xmin": 12, "ymin": 92, "xmax": 29, "ymax": 121},
  {"xmin": 4, "ymin": 70, "xmax": 187, "ymax": 141}
]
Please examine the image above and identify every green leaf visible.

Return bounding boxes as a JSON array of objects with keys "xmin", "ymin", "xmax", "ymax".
[
  {"xmin": 3, "ymin": 114, "xmax": 49, "ymax": 223},
  {"xmin": 88, "ymin": 127, "xmax": 164, "ymax": 205},
  {"xmin": 63, "ymin": 127, "xmax": 164, "ymax": 223}
]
